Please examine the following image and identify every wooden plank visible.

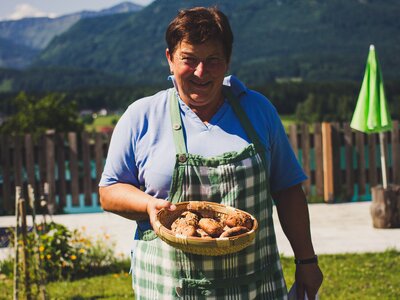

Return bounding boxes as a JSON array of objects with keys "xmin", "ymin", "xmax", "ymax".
[
  {"xmin": 68, "ymin": 132, "xmax": 79, "ymax": 206},
  {"xmin": 0, "ymin": 135, "xmax": 12, "ymax": 212},
  {"xmin": 355, "ymin": 131, "xmax": 366, "ymax": 196},
  {"xmin": 288, "ymin": 124, "xmax": 299, "ymax": 159},
  {"xmin": 343, "ymin": 123, "xmax": 354, "ymax": 200},
  {"xmin": 301, "ymin": 123, "xmax": 311, "ymax": 196},
  {"xmin": 82, "ymin": 131, "xmax": 92, "ymax": 206},
  {"xmin": 24, "ymin": 134, "xmax": 36, "ymax": 190},
  {"xmin": 368, "ymin": 134, "xmax": 378, "ymax": 187},
  {"xmin": 331, "ymin": 123, "xmax": 341, "ymax": 199},
  {"xmin": 56, "ymin": 133, "xmax": 67, "ymax": 210},
  {"xmin": 38, "ymin": 135, "xmax": 47, "ymax": 198},
  {"xmin": 313, "ymin": 123, "xmax": 324, "ymax": 198},
  {"xmin": 322, "ymin": 122, "xmax": 334, "ymax": 202},
  {"xmin": 95, "ymin": 132, "xmax": 104, "ymax": 199},
  {"xmin": 392, "ymin": 120, "xmax": 400, "ymax": 184},
  {"xmin": 13, "ymin": 135, "xmax": 23, "ymax": 188},
  {"xmin": 45, "ymin": 131, "xmax": 56, "ymax": 214}
]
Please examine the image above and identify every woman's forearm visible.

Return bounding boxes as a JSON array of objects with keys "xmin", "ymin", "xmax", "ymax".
[
  {"xmin": 99, "ymin": 183, "xmax": 154, "ymax": 220},
  {"xmin": 273, "ymin": 184, "xmax": 315, "ymax": 259}
]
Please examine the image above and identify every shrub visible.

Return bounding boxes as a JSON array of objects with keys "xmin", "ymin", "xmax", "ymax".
[{"xmin": 5, "ymin": 221, "xmax": 121, "ymax": 282}]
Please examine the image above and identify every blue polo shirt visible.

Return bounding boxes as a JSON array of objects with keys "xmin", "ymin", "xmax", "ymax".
[{"xmin": 99, "ymin": 76, "xmax": 306, "ymax": 199}]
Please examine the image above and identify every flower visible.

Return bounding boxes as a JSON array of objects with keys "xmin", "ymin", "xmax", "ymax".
[
  {"xmin": 79, "ymin": 248, "xmax": 86, "ymax": 254},
  {"xmin": 39, "ymin": 246, "xmax": 45, "ymax": 252},
  {"xmin": 70, "ymin": 255, "xmax": 77, "ymax": 260},
  {"xmin": 46, "ymin": 254, "xmax": 51, "ymax": 260}
]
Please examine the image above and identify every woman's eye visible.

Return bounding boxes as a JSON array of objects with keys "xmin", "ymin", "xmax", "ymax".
[
  {"xmin": 207, "ymin": 57, "xmax": 221, "ymax": 65},
  {"xmin": 182, "ymin": 57, "xmax": 197, "ymax": 64}
]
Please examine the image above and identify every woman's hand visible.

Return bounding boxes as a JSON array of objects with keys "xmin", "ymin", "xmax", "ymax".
[
  {"xmin": 146, "ymin": 198, "xmax": 176, "ymax": 228},
  {"xmin": 295, "ymin": 263, "xmax": 323, "ymax": 300}
]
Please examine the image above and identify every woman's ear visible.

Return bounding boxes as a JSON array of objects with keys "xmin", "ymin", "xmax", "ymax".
[{"xmin": 166, "ymin": 48, "xmax": 173, "ymax": 73}]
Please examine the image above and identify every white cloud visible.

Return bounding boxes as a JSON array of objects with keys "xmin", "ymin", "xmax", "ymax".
[{"xmin": 7, "ymin": 4, "xmax": 57, "ymax": 20}]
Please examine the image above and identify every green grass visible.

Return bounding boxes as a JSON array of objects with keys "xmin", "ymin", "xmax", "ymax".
[
  {"xmin": 281, "ymin": 250, "xmax": 400, "ymax": 299},
  {"xmin": 85, "ymin": 114, "xmax": 120, "ymax": 132},
  {"xmin": 1, "ymin": 250, "xmax": 399, "ymax": 299},
  {"xmin": 84, "ymin": 114, "xmax": 298, "ymax": 133}
]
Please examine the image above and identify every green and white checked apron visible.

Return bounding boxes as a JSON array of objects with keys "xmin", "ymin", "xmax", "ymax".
[{"xmin": 132, "ymin": 87, "xmax": 288, "ymax": 299}]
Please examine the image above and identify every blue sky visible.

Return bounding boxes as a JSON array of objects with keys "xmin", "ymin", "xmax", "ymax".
[{"xmin": 0, "ymin": 0, "xmax": 154, "ymax": 21}]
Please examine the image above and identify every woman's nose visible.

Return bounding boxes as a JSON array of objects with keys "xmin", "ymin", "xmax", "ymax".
[{"xmin": 193, "ymin": 61, "xmax": 206, "ymax": 77}]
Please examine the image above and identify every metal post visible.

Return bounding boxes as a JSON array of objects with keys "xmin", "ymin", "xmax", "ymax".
[{"xmin": 379, "ymin": 132, "xmax": 388, "ymax": 189}]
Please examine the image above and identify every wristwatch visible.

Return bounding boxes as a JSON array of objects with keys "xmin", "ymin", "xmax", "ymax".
[{"xmin": 294, "ymin": 255, "xmax": 318, "ymax": 265}]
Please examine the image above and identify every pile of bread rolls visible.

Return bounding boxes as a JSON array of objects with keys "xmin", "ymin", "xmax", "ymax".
[{"xmin": 170, "ymin": 202, "xmax": 254, "ymax": 238}]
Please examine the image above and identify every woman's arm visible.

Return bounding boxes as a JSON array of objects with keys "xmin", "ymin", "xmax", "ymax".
[
  {"xmin": 99, "ymin": 183, "xmax": 175, "ymax": 226},
  {"xmin": 273, "ymin": 183, "xmax": 323, "ymax": 300}
]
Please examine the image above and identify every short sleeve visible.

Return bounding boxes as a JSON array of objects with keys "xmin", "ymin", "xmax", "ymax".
[{"xmin": 98, "ymin": 106, "xmax": 139, "ymax": 187}]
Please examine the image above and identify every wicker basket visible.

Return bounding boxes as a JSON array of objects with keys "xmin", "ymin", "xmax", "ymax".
[{"xmin": 154, "ymin": 201, "xmax": 258, "ymax": 256}]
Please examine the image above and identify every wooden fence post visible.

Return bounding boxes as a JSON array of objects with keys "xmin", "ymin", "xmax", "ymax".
[
  {"xmin": 56, "ymin": 133, "xmax": 67, "ymax": 209},
  {"xmin": 289, "ymin": 124, "xmax": 299, "ymax": 159},
  {"xmin": 368, "ymin": 134, "xmax": 378, "ymax": 187},
  {"xmin": 314, "ymin": 123, "xmax": 324, "ymax": 198},
  {"xmin": 1, "ymin": 135, "xmax": 12, "ymax": 212},
  {"xmin": 95, "ymin": 132, "xmax": 105, "ymax": 202},
  {"xmin": 355, "ymin": 131, "xmax": 367, "ymax": 195},
  {"xmin": 331, "ymin": 123, "xmax": 341, "ymax": 199},
  {"xmin": 68, "ymin": 132, "xmax": 79, "ymax": 206},
  {"xmin": 45, "ymin": 130, "xmax": 56, "ymax": 214},
  {"xmin": 343, "ymin": 123, "xmax": 355, "ymax": 200},
  {"xmin": 322, "ymin": 122, "xmax": 334, "ymax": 202},
  {"xmin": 82, "ymin": 131, "xmax": 92, "ymax": 206},
  {"xmin": 13, "ymin": 136, "xmax": 23, "ymax": 191},
  {"xmin": 301, "ymin": 123, "xmax": 311, "ymax": 196},
  {"xmin": 391, "ymin": 120, "xmax": 400, "ymax": 184}
]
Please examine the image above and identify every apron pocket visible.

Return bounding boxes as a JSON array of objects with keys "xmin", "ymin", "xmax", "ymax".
[{"xmin": 178, "ymin": 266, "xmax": 274, "ymax": 297}]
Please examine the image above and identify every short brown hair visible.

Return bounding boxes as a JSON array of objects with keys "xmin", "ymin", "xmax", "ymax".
[{"xmin": 165, "ymin": 6, "xmax": 234, "ymax": 62}]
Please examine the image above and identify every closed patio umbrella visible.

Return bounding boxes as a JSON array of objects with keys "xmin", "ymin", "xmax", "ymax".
[{"xmin": 350, "ymin": 44, "xmax": 393, "ymax": 188}]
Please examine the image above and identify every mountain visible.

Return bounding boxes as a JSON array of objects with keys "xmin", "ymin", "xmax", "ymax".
[
  {"xmin": 31, "ymin": 0, "xmax": 400, "ymax": 86},
  {"xmin": 0, "ymin": 37, "xmax": 39, "ymax": 69},
  {"xmin": 0, "ymin": 2, "xmax": 143, "ymax": 68}
]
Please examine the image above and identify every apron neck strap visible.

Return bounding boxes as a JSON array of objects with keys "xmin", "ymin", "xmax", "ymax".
[
  {"xmin": 222, "ymin": 86, "xmax": 265, "ymax": 155},
  {"xmin": 169, "ymin": 89, "xmax": 187, "ymax": 154},
  {"xmin": 222, "ymin": 86, "xmax": 271, "ymax": 200}
]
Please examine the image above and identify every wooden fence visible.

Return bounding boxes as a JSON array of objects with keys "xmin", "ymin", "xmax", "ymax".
[{"xmin": 0, "ymin": 121, "xmax": 399, "ymax": 215}]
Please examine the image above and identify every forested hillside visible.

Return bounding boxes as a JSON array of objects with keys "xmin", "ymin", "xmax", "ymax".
[{"xmin": 33, "ymin": 0, "xmax": 400, "ymax": 85}]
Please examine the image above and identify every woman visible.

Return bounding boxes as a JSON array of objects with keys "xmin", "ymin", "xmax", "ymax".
[{"xmin": 99, "ymin": 6, "xmax": 323, "ymax": 299}]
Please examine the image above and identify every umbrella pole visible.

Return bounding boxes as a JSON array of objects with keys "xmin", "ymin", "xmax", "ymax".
[{"xmin": 379, "ymin": 132, "xmax": 388, "ymax": 189}]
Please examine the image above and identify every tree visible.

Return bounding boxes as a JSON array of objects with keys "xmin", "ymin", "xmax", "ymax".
[{"xmin": 0, "ymin": 92, "xmax": 83, "ymax": 136}]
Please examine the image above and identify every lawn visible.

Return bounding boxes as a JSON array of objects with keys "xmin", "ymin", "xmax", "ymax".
[
  {"xmin": 1, "ymin": 250, "xmax": 398, "ymax": 299},
  {"xmin": 85, "ymin": 114, "xmax": 298, "ymax": 133},
  {"xmin": 85, "ymin": 114, "xmax": 120, "ymax": 132}
]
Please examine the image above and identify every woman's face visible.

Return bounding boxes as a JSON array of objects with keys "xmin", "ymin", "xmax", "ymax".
[{"xmin": 166, "ymin": 39, "xmax": 229, "ymax": 108}]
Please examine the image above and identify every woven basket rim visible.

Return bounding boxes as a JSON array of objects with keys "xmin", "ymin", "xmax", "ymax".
[{"xmin": 154, "ymin": 201, "xmax": 258, "ymax": 254}]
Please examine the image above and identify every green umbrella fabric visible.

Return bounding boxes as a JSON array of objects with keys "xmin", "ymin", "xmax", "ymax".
[{"xmin": 350, "ymin": 45, "xmax": 393, "ymax": 133}]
